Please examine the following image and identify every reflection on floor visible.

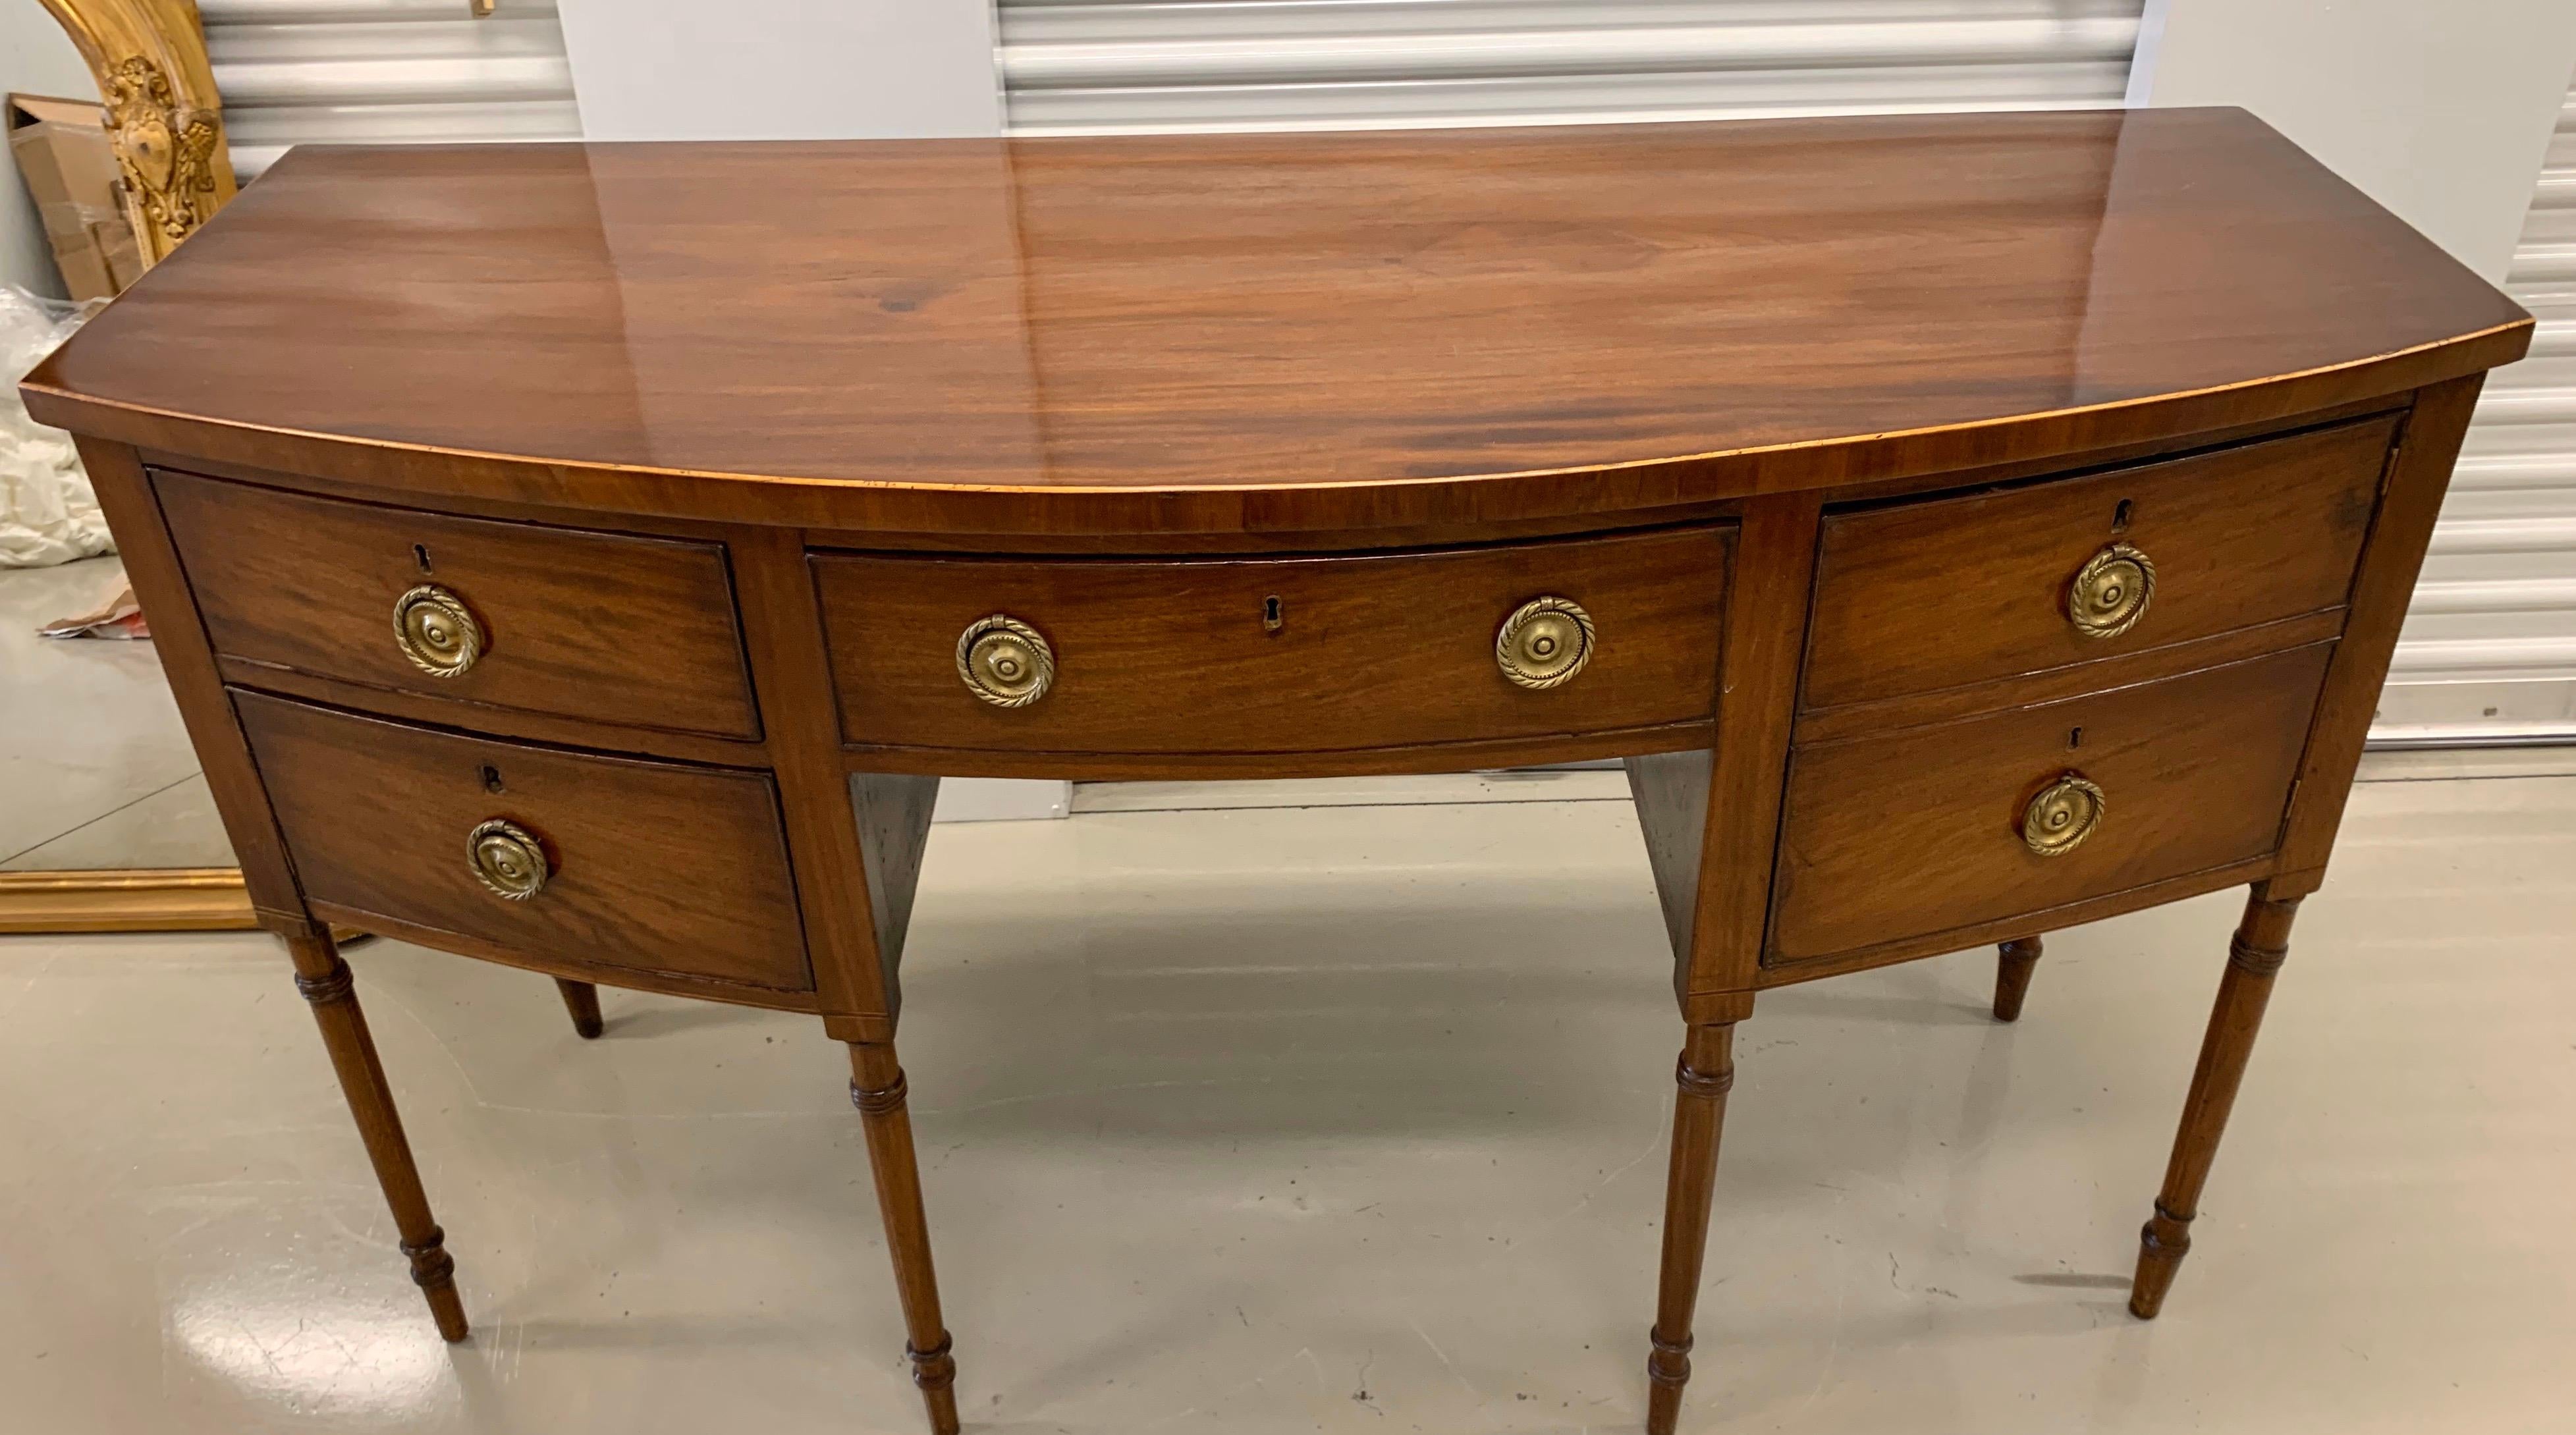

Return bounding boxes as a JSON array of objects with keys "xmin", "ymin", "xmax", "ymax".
[
  {"xmin": 3, "ymin": 774, "xmax": 2572, "ymax": 1434},
  {"xmin": 0, "ymin": 555, "xmax": 234, "ymax": 870}
]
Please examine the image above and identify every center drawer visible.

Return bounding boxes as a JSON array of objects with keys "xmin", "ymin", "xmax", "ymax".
[
  {"xmin": 813, "ymin": 526, "xmax": 1734, "ymax": 757},
  {"xmin": 234, "ymin": 691, "xmax": 813, "ymax": 995}
]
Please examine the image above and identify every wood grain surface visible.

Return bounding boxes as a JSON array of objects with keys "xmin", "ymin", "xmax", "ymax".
[
  {"xmin": 236, "ymin": 691, "xmax": 812, "ymax": 994},
  {"xmin": 1803, "ymin": 416, "xmax": 2394, "ymax": 710},
  {"xmin": 815, "ymin": 526, "xmax": 1732, "ymax": 756},
  {"xmin": 26, "ymin": 111, "xmax": 2535, "ymax": 1435},
  {"xmin": 1769, "ymin": 643, "xmax": 2334, "ymax": 965},
  {"xmin": 22, "ymin": 109, "xmax": 2527, "ymax": 536},
  {"xmin": 160, "ymin": 468, "xmax": 761, "ymax": 739}
]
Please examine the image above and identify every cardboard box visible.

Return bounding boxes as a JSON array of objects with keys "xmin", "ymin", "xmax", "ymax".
[{"xmin": 7, "ymin": 93, "xmax": 144, "ymax": 301}]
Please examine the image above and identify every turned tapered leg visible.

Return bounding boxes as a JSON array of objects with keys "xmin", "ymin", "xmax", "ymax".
[
  {"xmin": 850, "ymin": 1042, "xmax": 959, "ymax": 1435},
  {"xmin": 554, "ymin": 978, "xmax": 605, "ymax": 1039},
  {"xmin": 1646, "ymin": 1021, "xmax": 1737, "ymax": 1435},
  {"xmin": 287, "ymin": 931, "xmax": 469, "ymax": 1341},
  {"xmin": 1992, "ymin": 935, "xmax": 2043, "ymax": 1022},
  {"xmin": 2130, "ymin": 890, "xmax": 2299, "ymax": 1319}
]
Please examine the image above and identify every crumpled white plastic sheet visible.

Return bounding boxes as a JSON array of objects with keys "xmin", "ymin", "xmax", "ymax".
[{"xmin": 1, "ymin": 284, "xmax": 112, "ymax": 568}]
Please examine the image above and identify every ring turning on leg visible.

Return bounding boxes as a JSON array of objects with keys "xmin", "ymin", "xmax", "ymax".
[
  {"xmin": 850, "ymin": 1042, "xmax": 961, "ymax": 1435},
  {"xmin": 1646, "ymin": 1022, "xmax": 1738, "ymax": 1435},
  {"xmin": 290, "ymin": 933, "xmax": 470, "ymax": 1341},
  {"xmin": 2129, "ymin": 891, "xmax": 2298, "ymax": 1319}
]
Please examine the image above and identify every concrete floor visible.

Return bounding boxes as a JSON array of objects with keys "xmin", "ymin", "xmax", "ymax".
[{"xmin": 3, "ymin": 772, "xmax": 2573, "ymax": 1434}]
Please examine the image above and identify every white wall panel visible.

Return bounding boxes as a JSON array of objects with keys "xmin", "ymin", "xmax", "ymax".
[
  {"xmin": 999, "ymin": 0, "xmax": 2144, "ymax": 134},
  {"xmin": 2384, "ymin": 79, "xmax": 2576, "ymax": 734},
  {"xmin": 553, "ymin": 0, "xmax": 1002, "ymax": 142},
  {"xmin": 200, "ymin": 0, "xmax": 580, "ymax": 178}
]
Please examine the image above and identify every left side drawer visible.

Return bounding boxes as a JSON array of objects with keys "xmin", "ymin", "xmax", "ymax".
[
  {"xmin": 157, "ymin": 469, "xmax": 761, "ymax": 740},
  {"xmin": 235, "ymin": 692, "xmax": 813, "ymax": 995}
]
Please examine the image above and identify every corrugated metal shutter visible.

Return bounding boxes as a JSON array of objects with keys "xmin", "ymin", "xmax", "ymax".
[
  {"xmin": 997, "ymin": 0, "xmax": 2146, "ymax": 135},
  {"xmin": 199, "ymin": 0, "xmax": 580, "ymax": 180},
  {"xmin": 2380, "ymin": 76, "xmax": 2576, "ymax": 742}
]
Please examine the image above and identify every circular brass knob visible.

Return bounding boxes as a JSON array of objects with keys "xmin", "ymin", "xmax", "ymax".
[
  {"xmin": 2021, "ymin": 774, "xmax": 2106, "ymax": 857},
  {"xmin": 2067, "ymin": 543, "xmax": 2155, "ymax": 639},
  {"xmin": 466, "ymin": 818, "xmax": 549, "ymax": 900},
  {"xmin": 393, "ymin": 584, "xmax": 483, "ymax": 678},
  {"xmin": 956, "ymin": 614, "xmax": 1055, "ymax": 707},
  {"xmin": 1496, "ymin": 595, "xmax": 1595, "ymax": 690}
]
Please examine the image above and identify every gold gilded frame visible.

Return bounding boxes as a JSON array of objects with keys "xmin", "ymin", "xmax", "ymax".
[
  {"xmin": 0, "ymin": 869, "xmax": 256, "ymax": 933},
  {"xmin": 8, "ymin": 3, "xmax": 238, "ymax": 934},
  {"xmin": 7, "ymin": 2, "xmax": 238, "ymax": 934},
  {"xmin": 10, "ymin": 3, "xmax": 464, "ymax": 934},
  {"xmin": 6, "ymin": 1, "xmax": 490, "ymax": 934},
  {"xmin": 33, "ymin": 0, "xmax": 236, "ymax": 265}
]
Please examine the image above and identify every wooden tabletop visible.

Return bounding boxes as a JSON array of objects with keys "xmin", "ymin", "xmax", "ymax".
[{"xmin": 24, "ymin": 107, "xmax": 2528, "ymax": 535}]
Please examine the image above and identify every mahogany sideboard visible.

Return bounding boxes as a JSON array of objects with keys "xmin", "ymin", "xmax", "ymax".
[{"xmin": 20, "ymin": 109, "xmax": 2531, "ymax": 1434}]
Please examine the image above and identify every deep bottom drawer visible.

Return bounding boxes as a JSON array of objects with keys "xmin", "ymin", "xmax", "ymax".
[
  {"xmin": 1768, "ymin": 643, "xmax": 2334, "ymax": 966},
  {"xmin": 235, "ymin": 691, "xmax": 813, "ymax": 993}
]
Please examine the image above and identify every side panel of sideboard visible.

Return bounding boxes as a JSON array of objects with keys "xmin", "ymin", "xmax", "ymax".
[{"xmin": 2269, "ymin": 375, "xmax": 2486, "ymax": 894}]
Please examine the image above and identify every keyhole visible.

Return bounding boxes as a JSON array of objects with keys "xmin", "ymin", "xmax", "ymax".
[
  {"xmin": 414, "ymin": 543, "xmax": 433, "ymax": 573},
  {"xmin": 1263, "ymin": 595, "xmax": 1284, "ymax": 633},
  {"xmin": 2111, "ymin": 499, "xmax": 2133, "ymax": 533},
  {"xmin": 481, "ymin": 764, "xmax": 505, "ymax": 794},
  {"xmin": 2068, "ymin": 726, "xmax": 2084, "ymax": 750}
]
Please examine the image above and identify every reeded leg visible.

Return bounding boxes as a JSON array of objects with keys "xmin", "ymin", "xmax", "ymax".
[
  {"xmin": 555, "ymin": 978, "xmax": 605, "ymax": 1039},
  {"xmin": 850, "ymin": 1042, "xmax": 960, "ymax": 1435},
  {"xmin": 2130, "ymin": 890, "xmax": 2299, "ymax": 1319},
  {"xmin": 1646, "ymin": 1021, "xmax": 1737, "ymax": 1435},
  {"xmin": 287, "ymin": 931, "xmax": 469, "ymax": 1341},
  {"xmin": 1992, "ymin": 935, "xmax": 2042, "ymax": 1022}
]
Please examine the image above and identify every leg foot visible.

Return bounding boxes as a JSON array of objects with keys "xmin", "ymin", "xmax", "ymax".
[
  {"xmin": 555, "ymin": 978, "xmax": 605, "ymax": 1039},
  {"xmin": 290, "ymin": 933, "xmax": 470, "ymax": 1341},
  {"xmin": 1645, "ymin": 1021, "xmax": 1737, "ymax": 1435},
  {"xmin": 2128, "ymin": 890, "xmax": 2297, "ymax": 1320},
  {"xmin": 851, "ymin": 1042, "xmax": 960, "ymax": 1435},
  {"xmin": 1992, "ymin": 935, "xmax": 2041, "ymax": 1021}
]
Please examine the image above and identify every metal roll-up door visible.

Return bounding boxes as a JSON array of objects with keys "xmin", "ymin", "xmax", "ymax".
[
  {"xmin": 997, "ymin": 0, "xmax": 2147, "ymax": 135},
  {"xmin": 2380, "ymin": 75, "xmax": 2576, "ymax": 743},
  {"xmin": 199, "ymin": 0, "xmax": 580, "ymax": 180}
]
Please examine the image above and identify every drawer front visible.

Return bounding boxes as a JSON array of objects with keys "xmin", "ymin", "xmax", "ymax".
[
  {"xmin": 1803, "ymin": 416, "xmax": 2394, "ymax": 711},
  {"xmin": 815, "ymin": 526, "xmax": 1733, "ymax": 755},
  {"xmin": 1768, "ymin": 643, "xmax": 2334, "ymax": 966},
  {"xmin": 158, "ymin": 470, "xmax": 761, "ymax": 741},
  {"xmin": 235, "ymin": 691, "xmax": 811, "ymax": 992}
]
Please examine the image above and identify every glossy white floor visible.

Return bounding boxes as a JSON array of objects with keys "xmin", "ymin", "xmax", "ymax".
[{"xmin": 3, "ymin": 769, "xmax": 2572, "ymax": 1434}]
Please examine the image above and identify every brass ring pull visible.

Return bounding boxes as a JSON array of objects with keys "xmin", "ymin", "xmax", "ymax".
[
  {"xmin": 467, "ymin": 818, "xmax": 549, "ymax": 900},
  {"xmin": 2067, "ymin": 543, "xmax": 2155, "ymax": 639},
  {"xmin": 1496, "ymin": 595, "xmax": 1595, "ymax": 690},
  {"xmin": 393, "ymin": 583, "xmax": 483, "ymax": 677},
  {"xmin": 956, "ymin": 614, "xmax": 1055, "ymax": 707},
  {"xmin": 2021, "ymin": 774, "xmax": 2106, "ymax": 857}
]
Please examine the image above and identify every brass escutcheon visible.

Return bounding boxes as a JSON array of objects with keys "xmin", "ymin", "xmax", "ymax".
[
  {"xmin": 956, "ymin": 614, "xmax": 1055, "ymax": 707},
  {"xmin": 393, "ymin": 583, "xmax": 483, "ymax": 677},
  {"xmin": 2066, "ymin": 542, "xmax": 2155, "ymax": 639},
  {"xmin": 2021, "ymin": 774, "xmax": 2106, "ymax": 857},
  {"xmin": 1495, "ymin": 595, "xmax": 1595, "ymax": 690},
  {"xmin": 466, "ymin": 818, "xmax": 549, "ymax": 900}
]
